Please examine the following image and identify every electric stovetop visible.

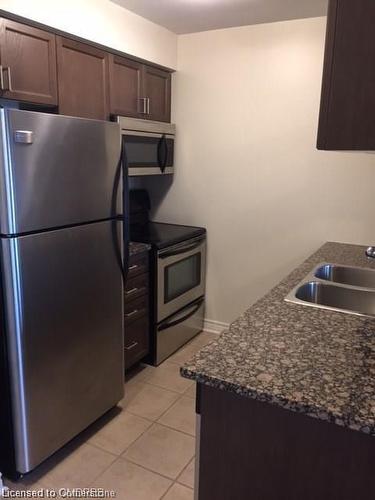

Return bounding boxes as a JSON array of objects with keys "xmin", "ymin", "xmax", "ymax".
[{"xmin": 130, "ymin": 221, "xmax": 206, "ymax": 250}]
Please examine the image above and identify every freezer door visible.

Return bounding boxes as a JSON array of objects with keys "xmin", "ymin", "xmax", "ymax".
[
  {"xmin": 0, "ymin": 109, "xmax": 121, "ymax": 235},
  {"xmin": 1, "ymin": 221, "xmax": 124, "ymax": 473}
]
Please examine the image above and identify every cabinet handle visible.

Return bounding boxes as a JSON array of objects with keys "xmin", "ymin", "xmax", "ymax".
[
  {"xmin": 125, "ymin": 341, "xmax": 139, "ymax": 351},
  {"xmin": 125, "ymin": 309, "xmax": 138, "ymax": 318},
  {"xmin": 125, "ymin": 287, "xmax": 139, "ymax": 295},
  {"xmin": 3, "ymin": 67, "xmax": 12, "ymax": 91},
  {"xmin": 129, "ymin": 264, "xmax": 138, "ymax": 271},
  {"xmin": 139, "ymin": 98, "xmax": 147, "ymax": 114},
  {"xmin": 146, "ymin": 97, "xmax": 150, "ymax": 114},
  {"xmin": 0, "ymin": 65, "xmax": 3, "ymax": 91}
]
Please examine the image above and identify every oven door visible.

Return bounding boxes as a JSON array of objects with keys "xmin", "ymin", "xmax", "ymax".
[
  {"xmin": 156, "ymin": 297, "xmax": 205, "ymax": 365},
  {"xmin": 157, "ymin": 236, "xmax": 206, "ymax": 322},
  {"xmin": 123, "ymin": 131, "xmax": 174, "ymax": 176}
]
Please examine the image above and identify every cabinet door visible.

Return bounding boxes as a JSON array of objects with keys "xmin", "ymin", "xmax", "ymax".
[
  {"xmin": 317, "ymin": 0, "xmax": 375, "ymax": 150},
  {"xmin": 143, "ymin": 65, "xmax": 171, "ymax": 123},
  {"xmin": 0, "ymin": 19, "xmax": 57, "ymax": 105},
  {"xmin": 109, "ymin": 55, "xmax": 143, "ymax": 118},
  {"xmin": 56, "ymin": 37, "xmax": 109, "ymax": 120}
]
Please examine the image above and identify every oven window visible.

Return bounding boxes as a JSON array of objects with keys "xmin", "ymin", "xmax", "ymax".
[{"xmin": 164, "ymin": 254, "xmax": 201, "ymax": 303}]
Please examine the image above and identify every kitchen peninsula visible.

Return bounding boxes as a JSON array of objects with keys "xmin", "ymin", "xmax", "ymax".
[{"xmin": 182, "ymin": 242, "xmax": 375, "ymax": 500}]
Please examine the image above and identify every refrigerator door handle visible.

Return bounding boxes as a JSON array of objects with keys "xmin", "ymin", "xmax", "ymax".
[
  {"xmin": 121, "ymin": 136, "xmax": 130, "ymax": 284},
  {"xmin": 110, "ymin": 137, "xmax": 129, "ymax": 284}
]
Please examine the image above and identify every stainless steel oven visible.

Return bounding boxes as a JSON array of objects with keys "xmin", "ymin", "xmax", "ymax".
[
  {"xmin": 157, "ymin": 235, "xmax": 206, "ymax": 323},
  {"xmin": 116, "ymin": 116, "xmax": 175, "ymax": 176}
]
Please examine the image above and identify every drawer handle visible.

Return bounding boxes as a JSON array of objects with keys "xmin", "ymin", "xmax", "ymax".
[
  {"xmin": 125, "ymin": 341, "xmax": 139, "ymax": 351},
  {"xmin": 125, "ymin": 309, "xmax": 138, "ymax": 318},
  {"xmin": 126, "ymin": 287, "xmax": 139, "ymax": 295},
  {"xmin": 129, "ymin": 264, "xmax": 139, "ymax": 271}
]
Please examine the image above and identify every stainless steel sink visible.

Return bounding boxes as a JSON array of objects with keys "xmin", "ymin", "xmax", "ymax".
[
  {"xmin": 314, "ymin": 263, "xmax": 375, "ymax": 289},
  {"xmin": 285, "ymin": 262, "xmax": 375, "ymax": 318},
  {"xmin": 291, "ymin": 281, "xmax": 375, "ymax": 317}
]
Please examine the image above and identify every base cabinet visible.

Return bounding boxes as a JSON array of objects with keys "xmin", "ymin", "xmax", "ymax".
[
  {"xmin": 197, "ymin": 384, "xmax": 375, "ymax": 500},
  {"xmin": 124, "ymin": 251, "xmax": 150, "ymax": 370}
]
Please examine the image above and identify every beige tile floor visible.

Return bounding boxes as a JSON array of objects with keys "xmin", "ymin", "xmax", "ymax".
[{"xmin": 4, "ymin": 331, "xmax": 217, "ymax": 500}]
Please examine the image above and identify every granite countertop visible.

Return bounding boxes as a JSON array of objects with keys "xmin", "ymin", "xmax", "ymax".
[
  {"xmin": 181, "ymin": 242, "xmax": 375, "ymax": 436},
  {"xmin": 129, "ymin": 241, "xmax": 151, "ymax": 256}
]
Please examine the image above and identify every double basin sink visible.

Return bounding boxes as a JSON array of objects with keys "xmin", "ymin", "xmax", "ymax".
[{"xmin": 285, "ymin": 263, "xmax": 375, "ymax": 318}]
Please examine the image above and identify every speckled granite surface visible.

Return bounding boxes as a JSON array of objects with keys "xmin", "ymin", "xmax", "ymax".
[
  {"xmin": 129, "ymin": 241, "xmax": 150, "ymax": 256},
  {"xmin": 181, "ymin": 242, "xmax": 375, "ymax": 436}
]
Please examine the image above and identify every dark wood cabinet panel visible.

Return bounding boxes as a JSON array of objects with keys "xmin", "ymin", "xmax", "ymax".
[
  {"xmin": 198, "ymin": 384, "xmax": 375, "ymax": 500},
  {"xmin": 125, "ymin": 315, "xmax": 149, "ymax": 369},
  {"xmin": 0, "ymin": 14, "xmax": 173, "ymax": 122},
  {"xmin": 56, "ymin": 37, "xmax": 109, "ymax": 120},
  {"xmin": 143, "ymin": 65, "xmax": 171, "ymax": 123},
  {"xmin": 109, "ymin": 57, "xmax": 172, "ymax": 122},
  {"xmin": 124, "ymin": 251, "xmax": 150, "ymax": 371},
  {"xmin": 0, "ymin": 19, "xmax": 57, "ymax": 105},
  {"xmin": 317, "ymin": 0, "xmax": 375, "ymax": 150},
  {"xmin": 109, "ymin": 55, "xmax": 143, "ymax": 118}
]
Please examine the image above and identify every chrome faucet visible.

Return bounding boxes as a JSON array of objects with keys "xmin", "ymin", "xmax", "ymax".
[{"xmin": 366, "ymin": 246, "xmax": 375, "ymax": 258}]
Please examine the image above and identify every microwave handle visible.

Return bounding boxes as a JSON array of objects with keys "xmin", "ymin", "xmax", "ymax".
[
  {"xmin": 158, "ymin": 298, "xmax": 204, "ymax": 332},
  {"xmin": 159, "ymin": 238, "xmax": 205, "ymax": 259},
  {"xmin": 157, "ymin": 134, "xmax": 168, "ymax": 173}
]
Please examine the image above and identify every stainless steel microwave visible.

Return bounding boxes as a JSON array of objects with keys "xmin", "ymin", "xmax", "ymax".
[{"xmin": 116, "ymin": 116, "xmax": 175, "ymax": 176}]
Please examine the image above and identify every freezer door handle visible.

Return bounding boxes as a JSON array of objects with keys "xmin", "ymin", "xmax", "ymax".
[{"xmin": 159, "ymin": 298, "xmax": 204, "ymax": 332}]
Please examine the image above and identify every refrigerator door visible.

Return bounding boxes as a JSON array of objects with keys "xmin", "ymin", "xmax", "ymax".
[
  {"xmin": 0, "ymin": 109, "xmax": 121, "ymax": 235},
  {"xmin": 1, "ymin": 220, "xmax": 124, "ymax": 473}
]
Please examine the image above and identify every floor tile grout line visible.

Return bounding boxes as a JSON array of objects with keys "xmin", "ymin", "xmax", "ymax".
[
  {"xmin": 87, "ymin": 414, "xmax": 154, "ymax": 463},
  {"xmin": 159, "ymin": 480, "xmax": 175, "ymax": 499},
  {"xmin": 155, "ymin": 419, "xmax": 196, "ymax": 438},
  {"xmin": 175, "ymin": 456, "xmax": 196, "ymax": 486},
  {"xmin": 139, "ymin": 378, "xmax": 194, "ymax": 394},
  {"xmin": 119, "ymin": 419, "xmax": 195, "ymax": 458},
  {"xmin": 120, "ymin": 455, "xmax": 187, "ymax": 483},
  {"xmin": 151, "ymin": 420, "xmax": 196, "ymax": 439},
  {"xmin": 85, "ymin": 452, "xmax": 119, "ymax": 489},
  {"xmin": 126, "ymin": 378, "xmax": 184, "ymax": 396}
]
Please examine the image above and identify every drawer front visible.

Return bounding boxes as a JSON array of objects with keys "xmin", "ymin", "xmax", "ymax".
[
  {"xmin": 125, "ymin": 315, "xmax": 149, "ymax": 369},
  {"xmin": 124, "ymin": 295, "xmax": 148, "ymax": 325},
  {"xmin": 124, "ymin": 273, "xmax": 148, "ymax": 303},
  {"xmin": 128, "ymin": 252, "xmax": 149, "ymax": 279}
]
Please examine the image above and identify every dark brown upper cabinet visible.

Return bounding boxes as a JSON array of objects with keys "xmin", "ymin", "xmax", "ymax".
[
  {"xmin": 0, "ymin": 19, "xmax": 57, "ymax": 105},
  {"xmin": 109, "ymin": 56, "xmax": 172, "ymax": 122},
  {"xmin": 109, "ymin": 55, "xmax": 143, "ymax": 118},
  {"xmin": 56, "ymin": 37, "xmax": 109, "ymax": 120},
  {"xmin": 317, "ymin": 0, "xmax": 375, "ymax": 150},
  {"xmin": 142, "ymin": 65, "xmax": 171, "ymax": 123}
]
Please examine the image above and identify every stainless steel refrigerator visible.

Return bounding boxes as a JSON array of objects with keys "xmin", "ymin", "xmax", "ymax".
[{"xmin": 0, "ymin": 109, "xmax": 125, "ymax": 475}]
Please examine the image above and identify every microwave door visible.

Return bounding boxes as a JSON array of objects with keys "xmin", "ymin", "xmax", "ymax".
[{"xmin": 124, "ymin": 132, "xmax": 161, "ymax": 175}]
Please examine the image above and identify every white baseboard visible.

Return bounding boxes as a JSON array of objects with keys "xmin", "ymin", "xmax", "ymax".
[{"xmin": 203, "ymin": 318, "xmax": 229, "ymax": 334}]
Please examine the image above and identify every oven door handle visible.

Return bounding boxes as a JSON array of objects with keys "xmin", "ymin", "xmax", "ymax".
[
  {"xmin": 159, "ymin": 239, "xmax": 205, "ymax": 259},
  {"xmin": 158, "ymin": 298, "xmax": 204, "ymax": 332}
]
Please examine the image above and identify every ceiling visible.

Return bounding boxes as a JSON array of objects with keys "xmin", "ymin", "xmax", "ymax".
[{"xmin": 111, "ymin": 0, "xmax": 328, "ymax": 35}]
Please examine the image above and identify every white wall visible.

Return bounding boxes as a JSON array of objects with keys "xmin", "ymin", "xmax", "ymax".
[
  {"xmin": 147, "ymin": 16, "xmax": 375, "ymax": 325},
  {"xmin": 0, "ymin": 0, "xmax": 177, "ymax": 68}
]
